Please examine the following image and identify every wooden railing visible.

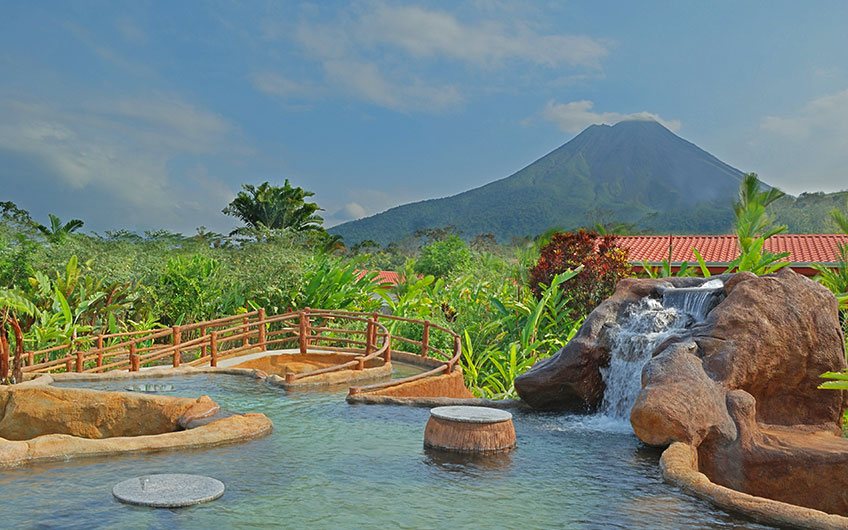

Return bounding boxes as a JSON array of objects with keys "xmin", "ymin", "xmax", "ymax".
[{"xmin": 16, "ymin": 309, "xmax": 462, "ymax": 392}]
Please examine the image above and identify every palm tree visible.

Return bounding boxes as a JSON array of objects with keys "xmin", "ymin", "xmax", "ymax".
[
  {"xmin": 733, "ymin": 173, "xmax": 786, "ymax": 250},
  {"xmin": 814, "ymin": 198, "xmax": 848, "ymax": 309},
  {"xmin": 34, "ymin": 214, "xmax": 84, "ymax": 243},
  {"xmin": 726, "ymin": 173, "xmax": 790, "ymax": 274},
  {"xmin": 222, "ymin": 180, "xmax": 324, "ymax": 234}
]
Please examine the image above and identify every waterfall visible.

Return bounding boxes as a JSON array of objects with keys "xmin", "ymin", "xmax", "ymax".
[
  {"xmin": 597, "ymin": 280, "xmax": 724, "ymax": 423},
  {"xmin": 660, "ymin": 278, "xmax": 725, "ymax": 321}
]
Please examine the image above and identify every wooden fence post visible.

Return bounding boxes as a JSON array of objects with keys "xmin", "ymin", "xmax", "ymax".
[
  {"xmin": 258, "ymin": 308, "xmax": 267, "ymax": 351},
  {"xmin": 242, "ymin": 315, "xmax": 249, "ymax": 348},
  {"xmin": 422, "ymin": 320, "xmax": 430, "ymax": 357},
  {"xmin": 66, "ymin": 337, "xmax": 75, "ymax": 372},
  {"xmin": 356, "ymin": 357, "xmax": 365, "ymax": 370},
  {"xmin": 129, "ymin": 342, "xmax": 139, "ymax": 372},
  {"xmin": 75, "ymin": 349, "xmax": 84, "ymax": 372},
  {"xmin": 210, "ymin": 331, "xmax": 218, "ymax": 367},
  {"xmin": 304, "ymin": 308, "xmax": 311, "ymax": 350},
  {"xmin": 384, "ymin": 334, "xmax": 392, "ymax": 364},
  {"xmin": 365, "ymin": 318, "xmax": 374, "ymax": 355},
  {"xmin": 96, "ymin": 334, "xmax": 104, "ymax": 369},
  {"xmin": 200, "ymin": 325, "xmax": 208, "ymax": 359},
  {"xmin": 172, "ymin": 325, "xmax": 182, "ymax": 368},
  {"xmin": 447, "ymin": 335, "xmax": 460, "ymax": 374},
  {"xmin": 298, "ymin": 310, "xmax": 308, "ymax": 354}
]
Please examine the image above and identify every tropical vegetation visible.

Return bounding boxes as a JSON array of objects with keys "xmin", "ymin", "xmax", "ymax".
[{"xmin": 1, "ymin": 175, "xmax": 847, "ymax": 398}]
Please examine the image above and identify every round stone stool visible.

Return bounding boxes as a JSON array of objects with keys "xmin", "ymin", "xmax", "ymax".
[
  {"xmin": 424, "ymin": 406, "xmax": 516, "ymax": 453},
  {"xmin": 112, "ymin": 474, "xmax": 225, "ymax": 508}
]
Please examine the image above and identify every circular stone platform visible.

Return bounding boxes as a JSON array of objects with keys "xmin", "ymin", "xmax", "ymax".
[
  {"xmin": 430, "ymin": 406, "xmax": 513, "ymax": 423},
  {"xmin": 112, "ymin": 474, "xmax": 225, "ymax": 508},
  {"xmin": 424, "ymin": 406, "xmax": 516, "ymax": 453}
]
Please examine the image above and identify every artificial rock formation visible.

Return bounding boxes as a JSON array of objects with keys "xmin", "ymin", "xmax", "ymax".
[
  {"xmin": 515, "ymin": 275, "xmax": 725, "ymax": 410},
  {"xmin": 516, "ymin": 269, "xmax": 845, "ymax": 429},
  {"xmin": 0, "ymin": 386, "xmax": 220, "ymax": 440},
  {"xmin": 515, "ymin": 269, "xmax": 848, "ymax": 518},
  {"xmin": 0, "ymin": 384, "xmax": 272, "ymax": 467}
]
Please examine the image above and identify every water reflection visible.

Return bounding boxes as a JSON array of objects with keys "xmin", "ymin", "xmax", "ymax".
[{"xmin": 423, "ymin": 446, "xmax": 514, "ymax": 472}]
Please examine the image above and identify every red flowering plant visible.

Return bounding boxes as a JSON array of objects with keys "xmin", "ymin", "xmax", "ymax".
[{"xmin": 529, "ymin": 230, "xmax": 633, "ymax": 318}]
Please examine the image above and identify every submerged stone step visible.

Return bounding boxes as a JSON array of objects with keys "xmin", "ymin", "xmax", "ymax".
[{"xmin": 112, "ymin": 474, "xmax": 225, "ymax": 508}]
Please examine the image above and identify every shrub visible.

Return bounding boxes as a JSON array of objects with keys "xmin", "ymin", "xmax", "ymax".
[
  {"xmin": 529, "ymin": 230, "xmax": 632, "ymax": 317},
  {"xmin": 155, "ymin": 255, "xmax": 231, "ymax": 324},
  {"xmin": 414, "ymin": 235, "xmax": 471, "ymax": 278}
]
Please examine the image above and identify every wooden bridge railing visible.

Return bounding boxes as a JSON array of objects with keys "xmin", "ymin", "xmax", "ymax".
[{"xmin": 15, "ymin": 309, "xmax": 462, "ymax": 392}]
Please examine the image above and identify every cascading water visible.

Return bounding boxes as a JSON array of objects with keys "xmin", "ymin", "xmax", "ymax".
[
  {"xmin": 596, "ymin": 280, "xmax": 724, "ymax": 425},
  {"xmin": 660, "ymin": 278, "xmax": 725, "ymax": 321}
]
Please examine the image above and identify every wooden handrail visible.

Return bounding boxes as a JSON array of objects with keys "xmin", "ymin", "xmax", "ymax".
[{"xmin": 19, "ymin": 308, "xmax": 463, "ymax": 392}]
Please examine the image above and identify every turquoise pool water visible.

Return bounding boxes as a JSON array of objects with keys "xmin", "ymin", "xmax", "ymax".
[{"xmin": 0, "ymin": 374, "xmax": 772, "ymax": 529}]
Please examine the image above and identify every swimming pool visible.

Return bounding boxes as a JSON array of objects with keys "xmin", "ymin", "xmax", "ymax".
[{"xmin": 0, "ymin": 374, "xmax": 771, "ymax": 529}]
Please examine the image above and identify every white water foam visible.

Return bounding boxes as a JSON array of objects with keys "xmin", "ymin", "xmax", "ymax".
[{"xmin": 592, "ymin": 280, "xmax": 725, "ymax": 431}]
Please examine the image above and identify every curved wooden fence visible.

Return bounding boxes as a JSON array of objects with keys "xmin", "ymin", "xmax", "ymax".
[{"xmin": 14, "ymin": 309, "xmax": 461, "ymax": 392}]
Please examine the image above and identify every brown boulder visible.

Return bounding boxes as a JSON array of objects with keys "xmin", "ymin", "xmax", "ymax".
[
  {"xmin": 697, "ymin": 269, "xmax": 845, "ymax": 427},
  {"xmin": 0, "ymin": 386, "xmax": 217, "ymax": 440},
  {"xmin": 631, "ymin": 341, "xmax": 736, "ymax": 446},
  {"xmin": 698, "ymin": 390, "xmax": 848, "ymax": 516}
]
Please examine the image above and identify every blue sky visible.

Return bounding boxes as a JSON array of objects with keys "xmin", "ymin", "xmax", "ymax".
[{"xmin": 1, "ymin": 1, "xmax": 847, "ymax": 234}]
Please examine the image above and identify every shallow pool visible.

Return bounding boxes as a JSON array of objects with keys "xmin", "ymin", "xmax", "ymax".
[{"xmin": 1, "ymin": 374, "xmax": 772, "ymax": 529}]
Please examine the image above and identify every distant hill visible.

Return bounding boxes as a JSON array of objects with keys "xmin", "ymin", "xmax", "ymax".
[
  {"xmin": 772, "ymin": 191, "xmax": 848, "ymax": 233},
  {"xmin": 331, "ymin": 120, "xmax": 845, "ymax": 245}
]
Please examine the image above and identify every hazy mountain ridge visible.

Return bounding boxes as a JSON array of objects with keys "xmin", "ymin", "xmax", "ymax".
[{"xmin": 331, "ymin": 121, "xmax": 846, "ymax": 245}]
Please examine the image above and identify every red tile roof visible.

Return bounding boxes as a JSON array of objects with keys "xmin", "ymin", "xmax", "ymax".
[
  {"xmin": 356, "ymin": 270, "xmax": 400, "ymax": 286},
  {"xmin": 616, "ymin": 234, "xmax": 848, "ymax": 265}
]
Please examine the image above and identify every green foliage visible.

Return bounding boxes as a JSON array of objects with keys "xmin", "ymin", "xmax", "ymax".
[
  {"xmin": 726, "ymin": 173, "xmax": 790, "ymax": 275},
  {"xmin": 295, "ymin": 256, "xmax": 386, "ymax": 312},
  {"xmin": 641, "ymin": 259, "xmax": 695, "ymax": 278},
  {"xmin": 413, "ymin": 235, "xmax": 471, "ymax": 278},
  {"xmin": 155, "ymin": 255, "xmax": 231, "ymax": 324},
  {"xmin": 458, "ymin": 271, "xmax": 583, "ymax": 398},
  {"xmin": 385, "ymin": 257, "xmax": 583, "ymax": 398},
  {"xmin": 0, "ymin": 288, "xmax": 36, "ymax": 317},
  {"xmin": 814, "ymin": 245, "xmax": 848, "ymax": 310},
  {"xmin": 769, "ymin": 191, "xmax": 848, "ymax": 233},
  {"xmin": 818, "ymin": 371, "xmax": 848, "ymax": 390},
  {"xmin": 34, "ymin": 214, "xmax": 84, "ymax": 243},
  {"xmin": 223, "ymin": 180, "xmax": 324, "ymax": 235},
  {"xmin": 0, "ymin": 234, "xmax": 36, "ymax": 288}
]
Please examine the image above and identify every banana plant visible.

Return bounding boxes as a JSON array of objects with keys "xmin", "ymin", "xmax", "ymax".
[{"xmin": 0, "ymin": 288, "xmax": 36, "ymax": 382}]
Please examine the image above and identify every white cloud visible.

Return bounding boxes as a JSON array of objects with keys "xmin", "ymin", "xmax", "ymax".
[
  {"xmin": 322, "ymin": 60, "xmax": 462, "ymax": 112},
  {"xmin": 541, "ymin": 100, "xmax": 682, "ymax": 134},
  {"xmin": 356, "ymin": 4, "xmax": 609, "ymax": 68},
  {"xmin": 0, "ymin": 95, "xmax": 243, "ymax": 230},
  {"xmin": 278, "ymin": 3, "xmax": 609, "ymax": 113},
  {"xmin": 753, "ymin": 88, "xmax": 848, "ymax": 193},
  {"xmin": 251, "ymin": 72, "xmax": 316, "ymax": 99},
  {"xmin": 342, "ymin": 202, "xmax": 367, "ymax": 219}
]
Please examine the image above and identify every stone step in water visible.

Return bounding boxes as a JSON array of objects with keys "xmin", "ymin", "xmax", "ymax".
[{"xmin": 112, "ymin": 474, "xmax": 225, "ymax": 508}]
